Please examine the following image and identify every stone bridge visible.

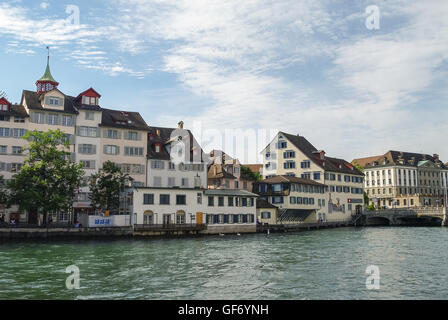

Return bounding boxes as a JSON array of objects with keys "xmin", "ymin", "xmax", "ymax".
[{"xmin": 356, "ymin": 207, "xmax": 447, "ymax": 226}]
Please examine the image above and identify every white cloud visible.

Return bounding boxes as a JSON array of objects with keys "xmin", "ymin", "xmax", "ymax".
[{"xmin": 40, "ymin": 2, "xmax": 49, "ymax": 10}]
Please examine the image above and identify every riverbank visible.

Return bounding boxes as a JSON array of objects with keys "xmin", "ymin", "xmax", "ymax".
[{"xmin": 1, "ymin": 218, "xmax": 445, "ymax": 241}]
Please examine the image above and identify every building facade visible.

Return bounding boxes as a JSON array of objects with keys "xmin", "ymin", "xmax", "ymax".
[
  {"xmin": 131, "ymin": 187, "xmax": 258, "ymax": 234},
  {"xmin": 207, "ymin": 150, "xmax": 255, "ymax": 191},
  {"xmin": 353, "ymin": 151, "xmax": 448, "ymax": 208},
  {"xmin": 0, "ymin": 55, "xmax": 149, "ymax": 223},
  {"xmin": 260, "ymin": 132, "xmax": 364, "ymax": 221}
]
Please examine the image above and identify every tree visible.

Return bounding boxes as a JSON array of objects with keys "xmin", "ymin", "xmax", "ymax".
[
  {"xmin": 89, "ymin": 161, "xmax": 133, "ymax": 214},
  {"xmin": 241, "ymin": 165, "xmax": 262, "ymax": 181},
  {"xmin": 8, "ymin": 129, "xmax": 84, "ymax": 225}
]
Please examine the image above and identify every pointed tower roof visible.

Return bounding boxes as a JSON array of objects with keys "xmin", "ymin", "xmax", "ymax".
[{"xmin": 38, "ymin": 55, "xmax": 58, "ymax": 83}]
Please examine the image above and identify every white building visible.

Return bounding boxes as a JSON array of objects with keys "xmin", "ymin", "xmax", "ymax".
[
  {"xmin": 146, "ymin": 122, "xmax": 208, "ymax": 189},
  {"xmin": 131, "ymin": 187, "xmax": 258, "ymax": 234}
]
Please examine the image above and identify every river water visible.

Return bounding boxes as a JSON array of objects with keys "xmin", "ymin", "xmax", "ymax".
[{"xmin": 1, "ymin": 226, "xmax": 447, "ymax": 300}]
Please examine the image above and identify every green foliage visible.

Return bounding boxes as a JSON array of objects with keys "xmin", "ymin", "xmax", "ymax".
[
  {"xmin": 0, "ymin": 175, "xmax": 10, "ymax": 208},
  {"xmin": 363, "ymin": 191, "xmax": 369, "ymax": 205},
  {"xmin": 89, "ymin": 161, "xmax": 133, "ymax": 213},
  {"xmin": 8, "ymin": 129, "xmax": 84, "ymax": 222},
  {"xmin": 367, "ymin": 204, "xmax": 375, "ymax": 211},
  {"xmin": 241, "ymin": 165, "xmax": 262, "ymax": 181},
  {"xmin": 352, "ymin": 161, "xmax": 364, "ymax": 172}
]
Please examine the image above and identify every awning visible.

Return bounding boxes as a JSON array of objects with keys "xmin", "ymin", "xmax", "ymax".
[{"xmin": 279, "ymin": 209, "xmax": 315, "ymax": 223}]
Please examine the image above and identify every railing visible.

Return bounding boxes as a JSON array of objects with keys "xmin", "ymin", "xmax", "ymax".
[
  {"xmin": 0, "ymin": 222, "xmax": 76, "ymax": 229},
  {"xmin": 134, "ymin": 223, "xmax": 206, "ymax": 232}
]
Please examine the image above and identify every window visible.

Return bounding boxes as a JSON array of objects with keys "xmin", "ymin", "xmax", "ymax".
[
  {"xmin": 80, "ymin": 160, "xmax": 95, "ymax": 169},
  {"xmin": 12, "ymin": 128, "xmax": 26, "ymax": 138},
  {"xmin": 261, "ymin": 212, "xmax": 271, "ymax": 219},
  {"xmin": 228, "ymin": 197, "xmax": 234, "ymax": 206},
  {"xmin": 0, "ymin": 146, "xmax": 6, "ymax": 154},
  {"xmin": 283, "ymin": 150, "xmax": 295, "ymax": 158},
  {"xmin": 79, "ymin": 144, "xmax": 96, "ymax": 154},
  {"xmin": 181, "ymin": 178, "xmax": 189, "ymax": 187},
  {"xmin": 85, "ymin": 112, "xmax": 94, "ymax": 120},
  {"xmin": 277, "ymin": 141, "xmax": 287, "ymax": 148},
  {"xmin": 48, "ymin": 97, "xmax": 60, "ymax": 106},
  {"xmin": 218, "ymin": 197, "xmax": 224, "ymax": 207},
  {"xmin": 176, "ymin": 195, "xmax": 186, "ymax": 205},
  {"xmin": 272, "ymin": 196, "xmax": 283, "ymax": 204},
  {"xmin": 12, "ymin": 146, "xmax": 23, "ymax": 154},
  {"xmin": 290, "ymin": 197, "xmax": 297, "ymax": 204},
  {"xmin": 284, "ymin": 161, "xmax": 295, "ymax": 169},
  {"xmin": 313, "ymin": 172, "xmax": 321, "ymax": 180},
  {"xmin": 0, "ymin": 105, "xmax": 8, "ymax": 111},
  {"xmin": 143, "ymin": 194, "xmax": 154, "ymax": 204},
  {"xmin": 61, "ymin": 115, "xmax": 73, "ymax": 126},
  {"xmin": 301, "ymin": 173, "xmax": 311, "ymax": 180},
  {"xmin": 197, "ymin": 193, "xmax": 202, "ymax": 204},
  {"xmin": 208, "ymin": 196, "xmax": 214, "ymax": 206},
  {"xmin": 160, "ymin": 194, "xmax": 170, "ymax": 205},
  {"xmin": 153, "ymin": 176, "xmax": 162, "ymax": 187},
  {"xmin": 105, "ymin": 129, "xmax": 119, "ymax": 139},
  {"xmin": 155, "ymin": 143, "xmax": 161, "ymax": 153},
  {"xmin": 127, "ymin": 131, "xmax": 139, "ymax": 140},
  {"xmin": 168, "ymin": 177, "xmax": 175, "ymax": 187},
  {"xmin": 151, "ymin": 160, "xmax": 164, "ymax": 169},
  {"xmin": 103, "ymin": 145, "xmax": 119, "ymax": 155},
  {"xmin": 234, "ymin": 181, "xmax": 239, "ymax": 189},
  {"xmin": 14, "ymin": 117, "xmax": 25, "ymax": 123},
  {"xmin": 301, "ymin": 160, "xmax": 311, "ymax": 168},
  {"xmin": 78, "ymin": 126, "xmax": 98, "ymax": 137},
  {"xmin": 124, "ymin": 147, "xmax": 144, "ymax": 156},
  {"xmin": 168, "ymin": 162, "xmax": 176, "ymax": 170}
]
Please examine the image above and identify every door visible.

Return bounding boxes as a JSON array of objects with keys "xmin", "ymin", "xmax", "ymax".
[
  {"xmin": 163, "ymin": 214, "xmax": 171, "ymax": 225},
  {"xmin": 196, "ymin": 212, "xmax": 203, "ymax": 225}
]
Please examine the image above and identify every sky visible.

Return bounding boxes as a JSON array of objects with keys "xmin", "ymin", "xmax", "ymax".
[{"xmin": 0, "ymin": 0, "xmax": 447, "ymax": 164}]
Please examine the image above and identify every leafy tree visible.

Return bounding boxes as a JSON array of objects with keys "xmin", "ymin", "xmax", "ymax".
[
  {"xmin": 241, "ymin": 165, "xmax": 262, "ymax": 181},
  {"xmin": 8, "ymin": 129, "xmax": 84, "ymax": 225},
  {"xmin": 89, "ymin": 161, "xmax": 133, "ymax": 214},
  {"xmin": 352, "ymin": 161, "xmax": 364, "ymax": 172},
  {"xmin": 363, "ymin": 191, "xmax": 369, "ymax": 205}
]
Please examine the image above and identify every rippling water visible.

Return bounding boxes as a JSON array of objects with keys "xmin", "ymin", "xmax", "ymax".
[{"xmin": 1, "ymin": 227, "xmax": 448, "ymax": 300}]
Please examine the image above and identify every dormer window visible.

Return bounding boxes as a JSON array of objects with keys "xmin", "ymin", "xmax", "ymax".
[
  {"xmin": 155, "ymin": 143, "xmax": 161, "ymax": 153},
  {"xmin": 78, "ymin": 88, "xmax": 101, "ymax": 106},
  {"xmin": 49, "ymin": 97, "xmax": 60, "ymax": 106}
]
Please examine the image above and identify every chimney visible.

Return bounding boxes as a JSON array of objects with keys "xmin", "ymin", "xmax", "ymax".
[{"xmin": 178, "ymin": 121, "xmax": 184, "ymax": 129}]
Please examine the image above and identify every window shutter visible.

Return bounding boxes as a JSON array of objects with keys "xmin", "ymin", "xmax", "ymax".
[{"xmin": 92, "ymin": 145, "xmax": 96, "ymax": 155}]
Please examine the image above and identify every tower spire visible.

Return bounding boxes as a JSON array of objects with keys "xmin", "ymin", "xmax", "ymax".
[{"xmin": 36, "ymin": 46, "xmax": 59, "ymax": 94}]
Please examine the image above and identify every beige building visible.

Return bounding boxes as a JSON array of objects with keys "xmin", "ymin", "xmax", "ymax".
[
  {"xmin": 253, "ymin": 175, "xmax": 327, "ymax": 223},
  {"xmin": 0, "ymin": 55, "xmax": 149, "ymax": 223},
  {"xmin": 207, "ymin": 150, "xmax": 255, "ymax": 191},
  {"xmin": 353, "ymin": 151, "xmax": 448, "ymax": 208},
  {"xmin": 260, "ymin": 132, "xmax": 365, "ymax": 222}
]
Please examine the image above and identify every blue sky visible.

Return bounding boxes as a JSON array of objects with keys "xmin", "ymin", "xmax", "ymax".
[{"xmin": 0, "ymin": 0, "xmax": 447, "ymax": 164}]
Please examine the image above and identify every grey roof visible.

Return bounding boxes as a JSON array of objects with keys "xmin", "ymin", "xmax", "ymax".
[
  {"xmin": 258, "ymin": 175, "xmax": 327, "ymax": 187},
  {"xmin": 280, "ymin": 132, "xmax": 364, "ymax": 176},
  {"xmin": 0, "ymin": 104, "xmax": 29, "ymax": 118},
  {"xmin": 204, "ymin": 189, "xmax": 258, "ymax": 197},
  {"xmin": 147, "ymin": 126, "xmax": 206, "ymax": 162},
  {"xmin": 256, "ymin": 198, "xmax": 278, "ymax": 209},
  {"xmin": 21, "ymin": 90, "xmax": 78, "ymax": 114},
  {"xmin": 100, "ymin": 108, "xmax": 149, "ymax": 131},
  {"xmin": 353, "ymin": 150, "xmax": 446, "ymax": 169}
]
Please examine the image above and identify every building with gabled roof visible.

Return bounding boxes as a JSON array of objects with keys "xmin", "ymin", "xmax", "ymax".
[{"xmin": 259, "ymin": 131, "xmax": 364, "ymax": 222}]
